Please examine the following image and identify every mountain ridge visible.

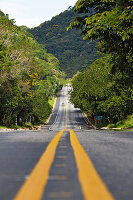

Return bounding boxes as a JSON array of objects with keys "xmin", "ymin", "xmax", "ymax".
[{"xmin": 28, "ymin": 7, "xmax": 98, "ymax": 77}]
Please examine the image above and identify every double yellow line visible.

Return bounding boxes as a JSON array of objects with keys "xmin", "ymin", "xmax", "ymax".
[{"xmin": 14, "ymin": 129, "xmax": 114, "ymax": 200}]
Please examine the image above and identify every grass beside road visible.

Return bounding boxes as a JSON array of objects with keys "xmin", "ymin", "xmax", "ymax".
[
  {"xmin": 91, "ymin": 114, "xmax": 133, "ymax": 130},
  {"xmin": 48, "ymin": 97, "xmax": 55, "ymax": 108},
  {"xmin": 0, "ymin": 124, "xmax": 33, "ymax": 130},
  {"xmin": 0, "ymin": 126, "xmax": 8, "ymax": 129},
  {"xmin": 107, "ymin": 114, "xmax": 133, "ymax": 130}
]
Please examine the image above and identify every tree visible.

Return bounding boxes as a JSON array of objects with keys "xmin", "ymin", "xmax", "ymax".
[
  {"xmin": 68, "ymin": 0, "xmax": 133, "ymax": 74},
  {"xmin": 71, "ymin": 55, "xmax": 133, "ymax": 123},
  {"xmin": 0, "ymin": 12, "xmax": 65, "ymax": 127},
  {"xmin": 69, "ymin": 0, "xmax": 133, "ymax": 124}
]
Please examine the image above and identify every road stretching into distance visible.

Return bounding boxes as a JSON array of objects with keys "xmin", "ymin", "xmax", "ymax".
[{"xmin": 0, "ymin": 86, "xmax": 133, "ymax": 200}]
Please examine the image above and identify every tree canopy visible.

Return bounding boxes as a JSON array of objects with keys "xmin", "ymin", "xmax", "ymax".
[
  {"xmin": 0, "ymin": 11, "xmax": 65, "ymax": 127},
  {"xmin": 71, "ymin": 55, "xmax": 133, "ymax": 123},
  {"xmin": 69, "ymin": 0, "xmax": 133, "ymax": 124},
  {"xmin": 68, "ymin": 0, "xmax": 133, "ymax": 74}
]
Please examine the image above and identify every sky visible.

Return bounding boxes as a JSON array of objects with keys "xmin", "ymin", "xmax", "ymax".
[{"xmin": 0, "ymin": 0, "xmax": 77, "ymax": 28}]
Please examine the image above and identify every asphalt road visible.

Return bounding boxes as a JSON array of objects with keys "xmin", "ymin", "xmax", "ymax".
[{"xmin": 0, "ymin": 86, "xmax": 133, "ymax": 200}]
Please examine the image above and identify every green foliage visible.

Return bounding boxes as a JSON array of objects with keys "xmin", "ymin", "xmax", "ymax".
[
  {"xmin": 24, "ymin": 122, "xmax": 33, "ymax": 129},
  {"xmin": 107, "ymin": 114, "xmax": 133, "ymax": 129},
  {"xmin": 0, "ymin": 12, "xmax": 65, "ymax": 127},
  {"xmin": 48, "ymin": 97, "xmax": 55, "ymax": 108},
  {"xmin": 107, "ymin": 124, "xmax": 116, "ymax": 128},
  {"xmin": 68, "ymin": 0, "xmax": 133, "ymax": 74},
  {"xmin": 0, "ymin": 126, "xmax": 8, "ymax": 129},
  {"xmin": 29, "ymin": 8, "xmax": 99, "ymax": 77},
  {"xmin": 123, "ymin": 115, "xmax": 133, "ymax": 128},
  {"xmin": 0, "ymin": 10, "xmax": 5, "ymax": 17},
  {"xmin": 70, "ymin": 55, "xmax": 133, "ymax": 123},
  {"xmin": 116, "ymin": 115, "xmax": 133, "ymax": 128},
  {"xmin": 69, "ymin": 0, "xmax": 133, "ymax": 124}
]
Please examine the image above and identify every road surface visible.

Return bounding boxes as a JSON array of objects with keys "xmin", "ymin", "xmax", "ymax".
[{"xmin": 0, "ymin": 86, "xmax": 133, "ymax": 200}]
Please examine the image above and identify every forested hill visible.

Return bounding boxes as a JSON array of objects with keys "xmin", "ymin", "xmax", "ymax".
[
  {"xmin": 29, "ymin": 7, "xmax": 98, "ymax": 77},
  {"xmin": 0, "ymin": 10, "xmax": 65, "ymax": 127}
]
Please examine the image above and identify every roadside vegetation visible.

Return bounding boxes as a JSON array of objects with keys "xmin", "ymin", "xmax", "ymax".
[
  {"xmin": 48, "ymin": 97, "xmax": 55, "ymax": 108},
  {"xmin": 0, "ymin": 1, "xmax": 132, "ymax": 129},
  {"xmin": 108, "ymin": 114, "xmax": 133, "ymax": 129},
  {"xmin": 68, "ymin": 0, "xmax": 133, "ymax": 128},
  {"xmin": 0, "ymin": 10, "xmax": 65, "ymax": 128}
]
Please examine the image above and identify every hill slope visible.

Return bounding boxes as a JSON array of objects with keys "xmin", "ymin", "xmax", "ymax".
[{"xmin": 29, "ymin": 7, "xmax": 98, "ymax": 77}]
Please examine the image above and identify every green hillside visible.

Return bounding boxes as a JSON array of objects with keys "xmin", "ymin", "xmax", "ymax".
[
  {"xmin": 29, "ymin": 7, "xmax": 98, "ymax": 77},
  {"xmin": 0, "ymin": 10, "xmax": 65, "ymax": 127}
]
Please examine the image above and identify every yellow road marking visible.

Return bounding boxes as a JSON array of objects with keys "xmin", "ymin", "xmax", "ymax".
[
  {"xmin": 14, "ymin": 130, "xmax": 64, "ymax": 200},
  {"xmin": 70, "ymin": 130, "xmax": 114, "ymax": 200},
  {"xmin": 65, "ymin": 88, "xmax": 67, "ymax": 130}
]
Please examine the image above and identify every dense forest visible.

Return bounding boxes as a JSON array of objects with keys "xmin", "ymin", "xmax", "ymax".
[
  {"xmin": 0, "ymin": 0, "xmax": 133, "ymax": 128},
  {"xmin": 29, "ymin": 7, "xmax": 99, "ymax": 77},
  {"xmin": 69, "ymin": 0, "xmax": 133, "ymax": 126},
  {"xmin": 0, "ymin": 10, "xmax": 65, "ymax": 128}
]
